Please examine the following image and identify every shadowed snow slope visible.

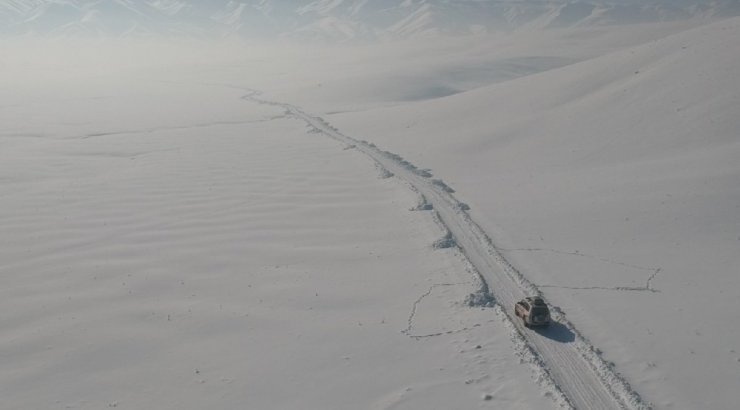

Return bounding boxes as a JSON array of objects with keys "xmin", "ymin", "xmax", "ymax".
[{"xmin": 330, "ymin": 16, "xmax": 740, "ymax": 409}]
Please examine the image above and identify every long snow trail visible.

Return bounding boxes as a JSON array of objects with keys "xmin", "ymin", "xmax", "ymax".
[{"xmin": 241, "ymin": 89, "xmax": 650, "ymax": 410}]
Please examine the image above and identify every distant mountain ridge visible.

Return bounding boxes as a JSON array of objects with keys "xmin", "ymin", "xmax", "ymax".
[{"xmin": 2, "ymin": 0, "xmax": 739, "ymax": 40}]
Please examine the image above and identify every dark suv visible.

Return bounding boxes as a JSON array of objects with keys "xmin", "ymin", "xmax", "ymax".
[{"xmin": 514, "ymin": 296, "xmax": 551, "ymax": 327}]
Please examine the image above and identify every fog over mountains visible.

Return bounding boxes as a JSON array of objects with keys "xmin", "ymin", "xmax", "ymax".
[{"xmin": 2, "ymin": 0, "xmax": 739, "ymax": 40}]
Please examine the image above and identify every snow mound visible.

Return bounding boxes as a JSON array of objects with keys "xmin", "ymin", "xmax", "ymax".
[{"xmin": 432, "ymin": 231, "xmax": 456, "ymax": 250}]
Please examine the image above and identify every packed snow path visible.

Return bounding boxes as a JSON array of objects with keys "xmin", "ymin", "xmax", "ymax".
[{"xmin": 241, "ymin": 89, "xmax": 650, "ymax": 410}]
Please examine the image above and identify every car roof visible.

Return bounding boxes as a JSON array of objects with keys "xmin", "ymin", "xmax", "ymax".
[{"xmin": 525, "ymin": 296, "xmax": 546, "ymax": 305}]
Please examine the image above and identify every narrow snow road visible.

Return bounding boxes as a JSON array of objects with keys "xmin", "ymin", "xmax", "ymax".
[{"xmin": 241, "ymin": 90, "xmax": 650, "ymax": 410}]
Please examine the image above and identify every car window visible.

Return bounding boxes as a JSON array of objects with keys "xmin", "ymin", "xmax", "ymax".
[{"xmin": 531, "ymin": 307, "xmax": 548, "ymax": 316}]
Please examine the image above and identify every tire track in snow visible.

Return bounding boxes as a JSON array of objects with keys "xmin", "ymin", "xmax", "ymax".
[
  {"xmin": 498, "ymin": 247, "xmax": 663, "ymax": 293},
  {"xmin": 240, "ymin": 89, "xmax": 651, "ymax": 410},
  {"xmin": 402, "ymin": 282, "xmax": 486, "ymax": 340}
]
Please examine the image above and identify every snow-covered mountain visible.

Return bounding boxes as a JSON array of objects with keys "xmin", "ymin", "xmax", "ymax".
[{"xmin": 1, "ymin": 0, "xmax": 739, "ymax": 39}]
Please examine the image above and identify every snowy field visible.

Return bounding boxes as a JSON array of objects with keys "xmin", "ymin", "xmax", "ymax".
[
  {"xmin": 2, "ymin": 6, "xmax": 740, "ymax": 410},
  {"xmin": 0, "ymin": 71, "xmax": 553, "ymax": 409}
]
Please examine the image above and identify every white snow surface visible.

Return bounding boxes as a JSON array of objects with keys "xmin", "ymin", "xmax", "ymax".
[
  {"xmin": 0, "ymin": 77, "xmax": 551, "ymax": 409},
  {"xmin": 2, "ymin": 12, "xmax": 740, "ymax": 410},
  {"xmin": 323, "ymin": 18, "xmax": 740, "ymax": 410}
]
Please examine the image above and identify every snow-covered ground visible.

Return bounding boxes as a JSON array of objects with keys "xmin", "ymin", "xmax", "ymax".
[
  {"xmin": 2, "ymin": 10, "xmax": 739, "ymax": 410},
  {"xmin": 324, "ymin": 19, "xmax": 740, "ymax": 410},
  {"xmin": 0, "ymin": 76, "xmax": 553, "ymax": 409}
]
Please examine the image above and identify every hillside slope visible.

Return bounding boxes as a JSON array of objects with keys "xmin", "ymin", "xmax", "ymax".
[{"xmin": 329, "ymin": 17, "xmax": 740, "ymax": 409}]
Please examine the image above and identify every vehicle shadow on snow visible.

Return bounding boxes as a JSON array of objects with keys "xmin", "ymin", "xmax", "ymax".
[{"xmin": 534, "ymin": 321, "xmax": 575, "ymax": 343}]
